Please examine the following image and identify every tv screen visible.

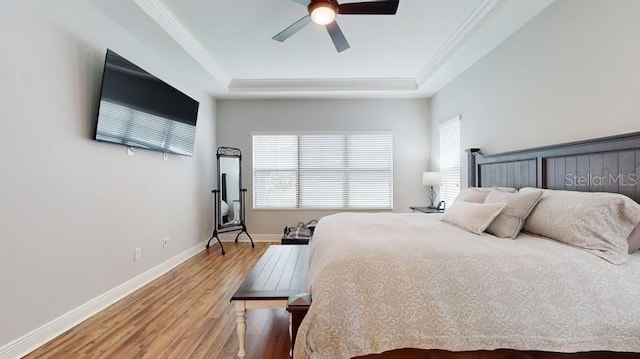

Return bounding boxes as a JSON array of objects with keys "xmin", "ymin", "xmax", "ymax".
[{"xmin": 94, "ymin": 49, "xmax": 199, "ymax": 156}]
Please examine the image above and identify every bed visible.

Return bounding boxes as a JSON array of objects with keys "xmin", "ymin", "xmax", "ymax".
[{"xmin": 292, "ymin": 131, "xmax": 640, "ymax": 359}]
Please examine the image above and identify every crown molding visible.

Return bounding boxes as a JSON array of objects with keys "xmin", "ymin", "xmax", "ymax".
[
  {"xmin": 133, "ymin": 0, "xmax": 554, "ymax": 97},
  {"xmin": 415, "ymin": 0, "xmax": 505, "ymax": 87},
  {"xmin": 417, "ymin": 0, "xmax": 556, "ymax": 96},
  {"xmin": 131, "ymin": 0, "xmax": 506, "ymax": 96},
  {"xmin": 133, "ymin": 0, "xmax": 231, "ymax": 88},
  {"xmin": 229, "ymin": 78, "xmax": 417, "ymax": 93}
]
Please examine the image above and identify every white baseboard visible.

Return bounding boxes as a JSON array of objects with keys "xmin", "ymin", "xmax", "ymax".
[
  {"xmin": 0, "ymin": 240, "xmax": 207, "ymax": 359},
  {"xmin": 217, "ymin": 233, "xmax": 281, "ymax": 243}
]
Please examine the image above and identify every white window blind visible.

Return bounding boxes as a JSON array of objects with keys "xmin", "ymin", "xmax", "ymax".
[
  {"xmin": 253, "ymin": 132, "xmax": 393, "ymax": 209},
  {"xmin": 439, "ymin": 117, "xmax": 461, "ymax": 205}
]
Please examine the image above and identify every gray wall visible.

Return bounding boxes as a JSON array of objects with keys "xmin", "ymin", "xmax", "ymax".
[
  {"xmin": 430, "ymin": 0, "xmax": 640, "ymax": 185},
  {"xmin": 217, "ymin": 99, "xmax": 431, "ymax": 235},
  {"xmin": 0, "ymin": 0, "xmax": 216, "ymax": 346}
]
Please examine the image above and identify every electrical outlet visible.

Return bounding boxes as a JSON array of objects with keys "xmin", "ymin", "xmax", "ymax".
[
  {"xmin": 134, "ymin": 247, "xmax": 141, "ymax": 261},
  {"xmin": 163, "ymin": 237, "xmax": 171, "ymax": 248}
]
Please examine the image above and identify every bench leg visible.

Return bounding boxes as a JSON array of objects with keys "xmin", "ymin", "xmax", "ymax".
[
  {"xmin": 234, "ymin": 301, "xmax": 247, "ymax": 358},
  {"xmin": 289, "ymin": 313, "xmax": 293, "ymax": 358},
  {"xmin": 287, "ymin": 293, "xmax": 312, "ymax": 358}
]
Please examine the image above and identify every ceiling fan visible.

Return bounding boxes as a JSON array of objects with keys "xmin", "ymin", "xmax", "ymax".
[{"xmin": 272, "ymin": 0, "xmax": 399, "ymax": 53}]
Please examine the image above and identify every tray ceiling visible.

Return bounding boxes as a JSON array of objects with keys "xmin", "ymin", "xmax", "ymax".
[{"xmin": 90, "ymin": 0, "xmax": 555, "ymax": 98}]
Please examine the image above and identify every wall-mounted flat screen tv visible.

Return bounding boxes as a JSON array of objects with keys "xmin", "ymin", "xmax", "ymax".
[{"xmin": 94, "ymin": 49, "xmax": 199, "ymax": 156}]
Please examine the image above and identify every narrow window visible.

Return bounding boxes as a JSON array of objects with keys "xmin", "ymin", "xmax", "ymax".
[{"xmin": 439, "ymin": 117, "xmax": 461, "ymax": 205}]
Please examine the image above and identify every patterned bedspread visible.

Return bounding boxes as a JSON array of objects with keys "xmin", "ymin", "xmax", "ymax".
[{"xmin": 293, "ymin": 213, "xmax": 640, "ymax": 359}]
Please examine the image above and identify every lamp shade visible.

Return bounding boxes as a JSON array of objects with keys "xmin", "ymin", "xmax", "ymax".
[{"xmin": 421, "ymin": 172, "xmax": 442, "ymax": 186}]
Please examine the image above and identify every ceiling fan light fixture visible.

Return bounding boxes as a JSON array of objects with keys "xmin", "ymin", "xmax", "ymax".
[
  {"xmin": 309, "ymin": 1, "xmax": 337, "ymax": 25},
  {"xmin": 275, "ymin": 0, "xmax": 399, "ymax": 52}
]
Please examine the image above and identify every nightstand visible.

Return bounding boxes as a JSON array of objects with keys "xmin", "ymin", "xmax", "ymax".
[{"xmin": 410, "ymin": 206, "xmax": 444, "ymax": 214}]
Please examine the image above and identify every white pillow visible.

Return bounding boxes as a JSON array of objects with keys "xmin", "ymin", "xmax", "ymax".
[
  {"xmin": 454, "ymin": 187, "xmax": 517, "ymax": 204},
  {"xmin": 522, "ymin": 188, "xmax": 640, "ymax": 264},
  {"xmin": 485, "ymin": 189, "xmax": 543, "ymax": 239},
  {"xmin": 221, "ymin": 200, "xmax": 229, "ymax": 216},
  {"xmin": 441, "ymin": 201, "xmax": 506, "ymax": 235},
  {"xmin": 627, "ymin": 222, "xmax": 640, "ymax": 254}
]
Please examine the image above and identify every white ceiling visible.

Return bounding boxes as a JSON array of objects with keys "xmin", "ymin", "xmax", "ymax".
[{"xmin": 92, "ymin": 0, "xmax": 556, "ymax": 98}]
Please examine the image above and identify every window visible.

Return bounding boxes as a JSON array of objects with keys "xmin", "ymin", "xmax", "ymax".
[
  {"xmin": 253, "ymin": 132, "xmax": 393, "ymax": 209},
  {"xmin": 439, "ymin": 117, "xmax": 461, "ymax": 205}
]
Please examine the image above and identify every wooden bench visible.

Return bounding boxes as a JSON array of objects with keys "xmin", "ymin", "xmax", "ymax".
[{"xmin": 231, "ymin": 244, "xmax": 310, "ymax": 358}]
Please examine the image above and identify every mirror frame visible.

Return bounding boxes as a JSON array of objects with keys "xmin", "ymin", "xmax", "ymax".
[{"xmin": 217, "ymin": 147, "xmax": 243, "ymax": 229}]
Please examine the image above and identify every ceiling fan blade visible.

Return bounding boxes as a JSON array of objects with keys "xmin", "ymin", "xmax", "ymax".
[
  {"xmin": 338, "ymin": 0, "xmax": 399, "ymax": 15},
  {"xmin": 292, "ymin": 0, "xmax": 311, "ymax": 5},
  {"xmin": 325, "ymin": 21, "xmax": 350, "ymax": 53},
  {"xmin": 272, "ymin": 15, "xmax": 312, "ymax": 42}
]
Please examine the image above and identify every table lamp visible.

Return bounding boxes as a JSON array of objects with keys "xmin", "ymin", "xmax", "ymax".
[{"xmin": 421, "ymin": 172, "xmax": 442, "ymax": 208}]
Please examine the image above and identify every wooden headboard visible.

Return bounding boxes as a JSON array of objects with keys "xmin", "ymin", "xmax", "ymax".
[{"xmin": 467, "ymin": 131, "xmax": 640, "ymax": 202}]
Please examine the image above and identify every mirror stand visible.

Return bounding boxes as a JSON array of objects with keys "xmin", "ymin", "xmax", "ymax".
[
  {"xmin": 206, "ymin": 189, "xmax": 254, "ymax": 255},
  {"xmin": 206, "ymin": 147, "xmax": 255, "ymax": 255}
]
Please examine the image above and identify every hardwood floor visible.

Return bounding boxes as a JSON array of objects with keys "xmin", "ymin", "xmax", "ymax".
[
  {"xmin": 25, "ymin": 242, "xmax": 290, "ymax": 359},
  {"xmin": 25, "ymin": 242, "xmax": 640, "ymax": 359}
]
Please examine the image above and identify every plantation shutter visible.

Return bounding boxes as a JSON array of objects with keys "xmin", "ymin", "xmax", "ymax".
[
  {"xmin": 253, "ymin": 132, "xmax": 393, "ymax": 209},
  {"xmin": 439, "ymin": 117, "xmax": 461, "ymax": 205}
]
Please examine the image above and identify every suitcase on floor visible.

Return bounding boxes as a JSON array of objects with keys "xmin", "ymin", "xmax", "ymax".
[{"xmin": 281, "ymin": 220, "xmax": 316, "ymax": 245}]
